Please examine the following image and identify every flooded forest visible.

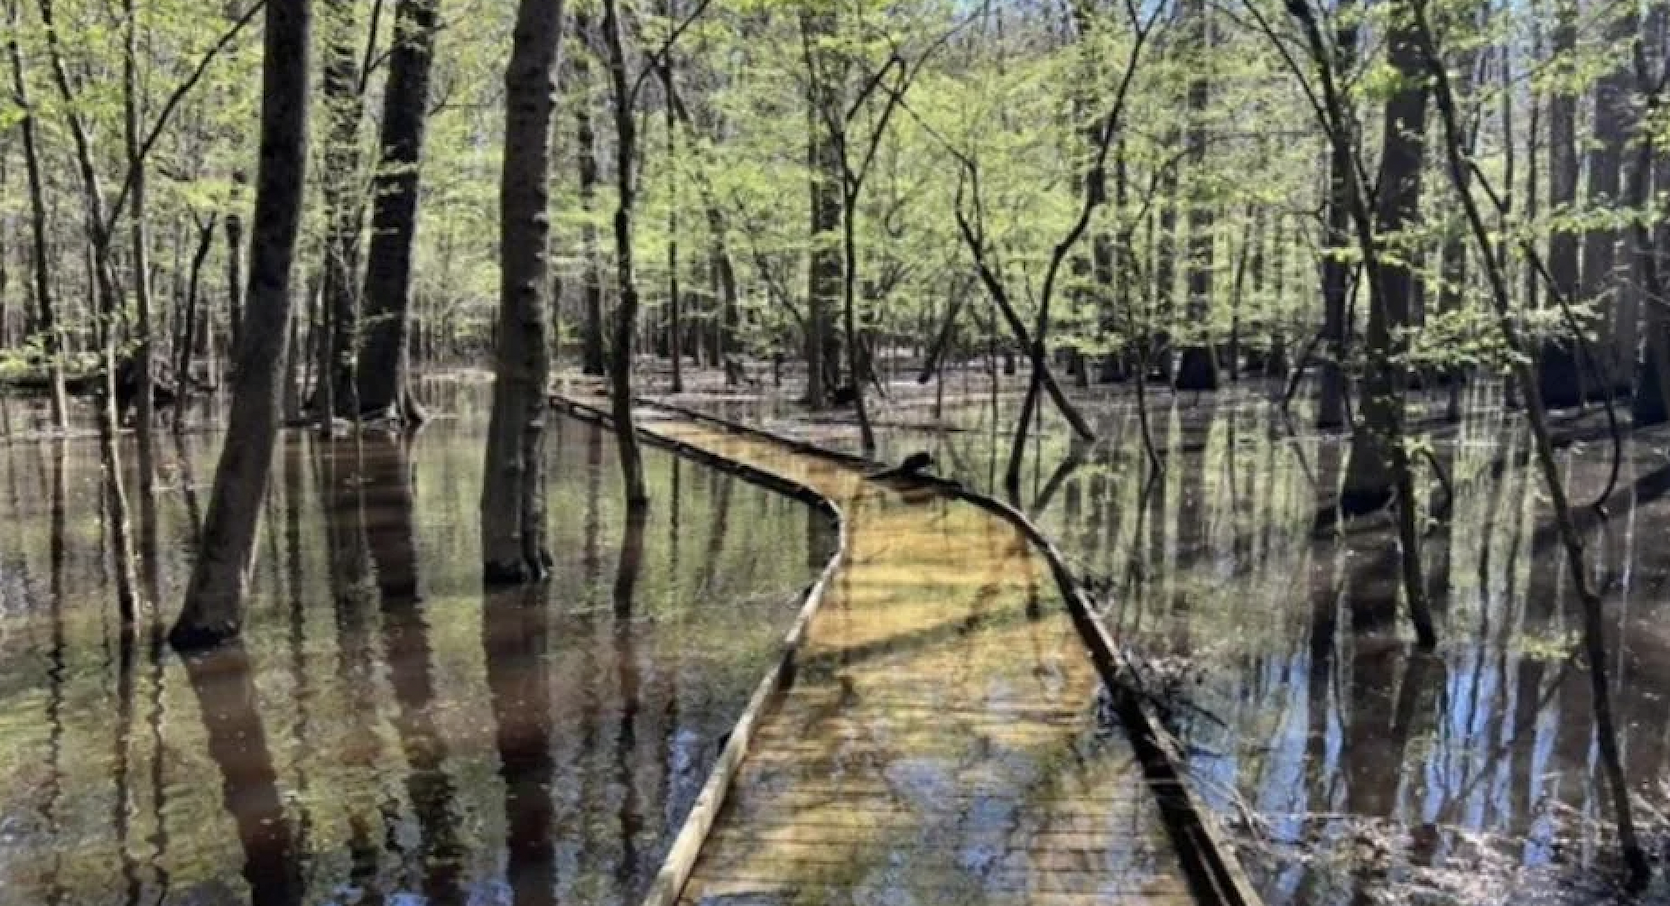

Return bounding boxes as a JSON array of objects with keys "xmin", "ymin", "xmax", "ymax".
[{"xmin": 8, "ymin": 0, "xmax": 1670, "ymax": 903}]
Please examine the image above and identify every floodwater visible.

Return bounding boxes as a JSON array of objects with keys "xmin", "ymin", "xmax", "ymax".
[
  {"xmin": 6, "ymin": 369, "xmax": 1670, "ymax": 906},
  {"xmin": 667, "ymin": 371, "xmax": 1670, "ymax": 905},
  {"xmin": 0, "ymin": 385, "xmax": 828, "ymax": 905}
]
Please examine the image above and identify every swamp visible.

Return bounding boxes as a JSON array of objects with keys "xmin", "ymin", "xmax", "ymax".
[{"xmin": 9, "ymin": 0, "xmax": 1670, "ymax": 901}]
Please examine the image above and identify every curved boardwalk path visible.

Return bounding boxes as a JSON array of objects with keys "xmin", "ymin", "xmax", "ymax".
[{"xmin": 558, "ymin": 399, "xmax": 1229, "ymax": 906}]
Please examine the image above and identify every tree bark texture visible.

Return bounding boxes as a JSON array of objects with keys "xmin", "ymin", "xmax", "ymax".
[
  {"xmin": 356, "ymin": 0, "xmax": 438, "ymax": 423},
  {"xmin": 172, "ymin": 0, "xmax": 310, "ymax": 649},
  {"xmin": 482, "ymin": 0, "xmax": 564, "ymax": 583}
]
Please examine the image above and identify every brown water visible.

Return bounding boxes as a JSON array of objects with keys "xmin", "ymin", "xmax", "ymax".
[
  {"xmin": 665, "ymin": 374, "xmax": 1670, "ymax": 904},
  {"xmin": 0, "ymin": 395, "xmax": 827, "ymax": 905}
]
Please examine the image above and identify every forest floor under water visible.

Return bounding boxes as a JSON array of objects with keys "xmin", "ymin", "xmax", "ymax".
[{"xmin": 3, "ymin": 367, "xmax": 1670, "ymax": 905}]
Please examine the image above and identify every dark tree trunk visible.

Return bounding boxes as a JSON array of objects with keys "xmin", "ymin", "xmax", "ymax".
[
  {"xmin": 803, "ymin": 8, "xmax": 841, "ymax": 408},
  {"xmin": 1317, "ymin": 2, "xmax": 1358, "ymax": 429},
  {"xmin": 1639, "ymin": 119, "xmax": 1670, "ymax": 422},
  {"xmin": 356, "ymin": 0, "xmax": 438, "ymax": 425},
  {"xmin": 1342, "ymin": 5, "xmax": 1427, "ymax": 515},
  {"xmin": 482, "ymin": 0, "xmax": 563, "ymax": 583},
  {"xmin": 171, "ymin": 0, "xmax": 310, "ymax": 649},
  {"xmin": 714, "ymin": 235, "xmax": 738, "ymax": 379},
  {"xmin": 318, "ymin": 0, "xmax": 366, "ymax": 420}
]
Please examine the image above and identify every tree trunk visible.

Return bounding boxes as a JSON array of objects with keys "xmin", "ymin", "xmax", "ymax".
[
  {"xmin": 660, "ymin": 9, "xmax": 684, "ymax": 394},
  {"xmin": 1285, "ymin": 0, "xmax": 1434, "ymax": 646},
  {"xmin": 1630, "ymin": 6, "xmax": 1670, "ymax": 425},
  {"xmin": 482, "ymin": 0, "xmax": 563, "ymax": 583},
  {"xmin": 1153, "ymin": 130, "xmax": 1179, "ymax": 381},
  {"xmin": 1436, "ymin": 43, "xmax": 1480, "ymax": 423},
  {"xmin": 842, "ymin": 187, "xmax": 876, "ymax": 451},
  {"xmin": 1174, "ymin": 0, "xmax": 1218, "ymax": 391},
  {"xmin": 318, "ymin": 0, "xmax": 366, "ymax": 420},
  {"xmin": 1538, "ymin": 0, "xmax": 1582, "ymax": 406},
  {"xmin": 4, "ymin": 6, "xmax": 68, "ymax": 429},
  {"xmin": 601, "ymin": 0, "xmax": 647, "ymax": 509},
  {"xmin": 663, "ymin": 74, "xmax": 742, "ymax": 383},
  {"xmin": 1342, "ymin": 4, "xmax": 1427, "ymax": 516},
  {"xmin": 123, "ymin": 0, "xmax": 156, "ymax": 500},
  {"xmin": 175, "ymin": 215, "xmax": 216, "ymax": 428},
  {"xmin": 1582, "ymin": 6, "xmax": 1640, "ymax": 391},
  {"xmin": 575, "ymin": 11, "xmax": 607, "ymax": 377},
  {"xmin": 356, "ymin": 0, "xmax": 438, "ymax": 425},
  {"xmin": 171, "ymin": 0, "xmax": 310, "ymax": 649},
  {"xmin": 1638, "ymin": 116, "xmax": 1670, "ymax": 422},
  {"xmin": 226, "ymin": 171, "xmax": 247, "ymax": 371},
  {"xmin": 38, "ymin": 0, "xmax": 140, "ymax": 624},
  {"xmin": 0, "ymin": 150, "xmax": 7, "ymax": 354},
  {"xmin": 802, "ymin": 8, "xmax": 841, "ymax": 408}
]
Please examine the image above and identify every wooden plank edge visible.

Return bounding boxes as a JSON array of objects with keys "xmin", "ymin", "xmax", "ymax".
[
  {"xmin": 958, "ymin": 493, "xmax": 1264, "ymax": 906},
  {"xmin": 548, "ymin": 394, "xmax": 850, "ymax": 906},
  {"xmin": 632, "ymin": 394, "xmax": 1264, "ymax": 906}
]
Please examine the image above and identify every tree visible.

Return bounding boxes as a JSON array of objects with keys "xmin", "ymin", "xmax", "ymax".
[
  {"xmin": 1174, "ymin": 0, "xmax": 1218, "ymax": 391},
  {"xmin": 1538, "ymin": 0, "xmax": 1582, "ymax": 406},
  {"xmin": 316, "ymin": 0, "xmax": 370, "ymax": 422},
  {"xmin": 1315, "ymin": 0, "xmax": 1358, "ymax": 431},
  {"xmin": 1273, "ymin": 0, "xmax": 1437, "ymax": 648},
  {"xmin": 4, "ymin": 0, "xmax": 67, "ymax": 429},
  {"xmin": 574, "ymin": 10, "xmax": 607, "ymax": 378},
  {"xmin": 801, "ymin": 4, "xmax": 841, "ymax": 409},
  {"xmin": 356, "ymin": 0, "xmax": 440, "ymax": 425},
  {"xmin": 482, "ymin": 0, "xmax": 564, "ymax": 584},
  {"xmin": 1581, "ymin": 3, "xmax": 1640, "ymax": 391},
  {"xmin": 171, "ymin": 0, "xmax": 310, "ymax": 649},
  {"xmin": 1411, "ymin": 0, "xmax": 1648, "ymax": 879},
  {"xmin": 1339, "ymin": 0, "xmax": 1427, "ymax": 519},
  {"xmin": 600, "ymin": 0, "xmax": 649, "ymax": 509}
]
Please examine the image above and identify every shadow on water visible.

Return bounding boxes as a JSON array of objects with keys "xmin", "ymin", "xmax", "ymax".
[{"xmin": 0, "ymin": 392, "xmax": 819, "ymax": 905}]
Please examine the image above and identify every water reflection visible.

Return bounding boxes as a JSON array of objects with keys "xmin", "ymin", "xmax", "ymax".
[
  {"xmin": 0, "ymin": 403, "xmax": 818, "ymax": 905},
  {"xmin": 676, "ymin": 381, "xmax": 1670, "ymax": 904},
  {"xmin": 485, "ymin": 584, "xmax": 557, "ymax": 906},
  {"xmin": 180, "ymin": 643, "xmax": 304, "ymax": 906}
]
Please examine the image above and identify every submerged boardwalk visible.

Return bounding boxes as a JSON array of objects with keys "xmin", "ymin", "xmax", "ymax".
[{"xmin": 560, "ymin": 400, "xmax": 1218, "ymax": 905}]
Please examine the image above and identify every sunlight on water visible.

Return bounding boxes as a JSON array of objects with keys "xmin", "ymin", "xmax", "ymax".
[{"xmin": 0, "ymin": 396, "xmax": 824, "ymax": 906}]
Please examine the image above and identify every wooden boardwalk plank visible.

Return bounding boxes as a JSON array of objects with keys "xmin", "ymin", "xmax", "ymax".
[{"xmin": 634, "ymin": 418, "xmax": 1193, "ymax": 906}]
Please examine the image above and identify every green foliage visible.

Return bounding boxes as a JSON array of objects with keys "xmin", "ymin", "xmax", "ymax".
[{"xmin": 0, "ymin": 0, "xmax": 1659, "ymax": 386}]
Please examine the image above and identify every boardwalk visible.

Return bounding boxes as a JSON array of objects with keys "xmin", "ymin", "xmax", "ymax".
[{"xmin": 606, "ymin": 408, "xmax": 1198, "ymax": 906}]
